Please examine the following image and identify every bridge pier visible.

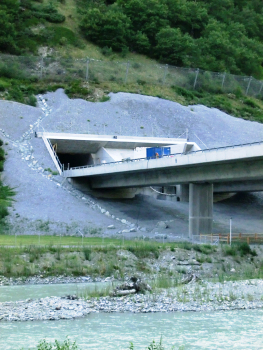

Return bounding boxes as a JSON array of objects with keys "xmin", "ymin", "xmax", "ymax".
[
  {"xmin": 177, "ymin": 184, "xmax": 189, "ymax": 202},
  {"xmin": 189, "ymin": 183, "xmax": 213, "ymax": 237}
]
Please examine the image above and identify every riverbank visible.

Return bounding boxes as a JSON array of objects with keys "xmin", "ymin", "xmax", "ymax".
[{"xmin": 1, "ymin": 279, "xmax": 262, "ymax": 322}]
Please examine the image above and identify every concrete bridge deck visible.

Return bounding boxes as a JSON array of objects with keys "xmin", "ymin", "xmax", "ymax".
[
  {"xmin": 63, "ymin": 141, "xmax": 263, "ymax": 189},
  {"xmin": 37, "ymin": 132, "xmax": 263, "ymax": 237}
]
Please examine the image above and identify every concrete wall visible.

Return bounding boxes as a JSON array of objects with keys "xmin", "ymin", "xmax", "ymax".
[
  {"xmin": 189, "ymin": 183, "xmax": 213, "ymax": 236},
  {"xmin": 92, "ymin": 147, "xmax": 115, "ymax": 164}
]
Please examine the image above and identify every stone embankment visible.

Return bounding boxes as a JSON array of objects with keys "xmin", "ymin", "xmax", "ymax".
[{"xmin": 1, "ymin": 280, "xmax": 262, "ymax": 322}]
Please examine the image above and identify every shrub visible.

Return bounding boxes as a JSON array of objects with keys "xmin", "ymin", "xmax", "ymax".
[
  {"xmin": 172, "ymin": 86, "xmax": 195, "ymax": 99},
  {"xmin": 36, "ymin": 338, "xmax": 79, "ymax": 350},
  {"xmin": 127, "ymin": 242, "xmax": 159, "ymax": 259},
  {"xmin": 243, "ymin": 98, "xmax": 259, "ymax": 108},
  {"xmin": 137, "ymin": 79, "xmax": 146, "ymax": 85},
  {"xmin": 100, "ymin": 46, "xmax": 113, "ymax": 57},
  {"xmin": 83, "ymin": 247, "xmax": 92, "ymax": 261},
  {"xmin": 0, "ymin": 148, "xmax": 5, "ymax": 161},
  {"xmin": 99, "ymin": 95, "xmax": 110, "ymax": 102},
  {"xmin": 222, "ymin": 242, "xmax": 253, "ymax": 257},
  {"xmin": 238, "ymin": 242, "xmax": 252, "ymax": 256},
  {"xmin": 27, "ymin": 94, "xmax": 37, "ymax": 107},
  {"xmin": 132, "ymin": 62, "xmax": 141, "ymax": 69}
]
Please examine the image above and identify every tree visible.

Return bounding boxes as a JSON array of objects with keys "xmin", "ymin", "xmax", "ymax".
[
  {"xmin": 132, "ymin": 31, "xmax": 151, "ymax": 54},
  {"xmin": 155, "ymin": 27, "xmax": 195, "ymax": 66},
  {"xmin": 0, "ymin": 10, "xmax": 19, "ymax": 53},
  {"xmin": 165, "ymin": 0, "xmax": 208, "ymax": 38},
  {"xmin": 118, "ymin": 0, "xmax": 169, "ymax": 46},
  {"xmin": 80, "ymin": 7, "xmax": 131, "ymax": 51}
]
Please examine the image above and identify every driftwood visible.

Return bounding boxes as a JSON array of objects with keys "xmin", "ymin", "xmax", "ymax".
[
  {"xmin": 111, "ymin": 276, "xmax": 151, "ymax": 297},
  {"xmin": 115, "ymin": 289, "xmax": 137, "ymax": 296},
  {"xmin": 181, "ymin": 273, "xmax": 200, "ymax": 285}
]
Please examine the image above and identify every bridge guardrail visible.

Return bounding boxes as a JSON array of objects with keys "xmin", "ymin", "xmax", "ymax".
[{"xmin": 63, "ymin": 140, "xmax": 263, "ymax": 174}]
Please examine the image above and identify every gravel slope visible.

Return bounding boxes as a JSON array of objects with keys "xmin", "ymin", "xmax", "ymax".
[{"xmin": 1, "ymin": 90, "xmax": 263, "ymax": 237}]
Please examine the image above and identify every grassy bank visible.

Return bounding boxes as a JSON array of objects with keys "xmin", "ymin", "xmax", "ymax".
[
  {"xmin": 0, "ymin": 139, "xmax": 15, "ymax": 233},
  {"xmin": 0, "ymin": 237, "xmax": 262, "ymax": 283}
]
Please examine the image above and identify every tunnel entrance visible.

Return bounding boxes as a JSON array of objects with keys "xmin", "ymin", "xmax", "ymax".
[{"xmin": 57, "ymin": 153, "xmax": 94, "ymax": 169}]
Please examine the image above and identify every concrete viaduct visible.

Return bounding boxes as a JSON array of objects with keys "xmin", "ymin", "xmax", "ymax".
[{"xmin": 37, "ymin": 132, "xmax": 263, "ymax": 237}]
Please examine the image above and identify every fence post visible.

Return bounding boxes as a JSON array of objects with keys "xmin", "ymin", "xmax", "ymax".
[
  {"xmin": 258, "ymin": 82, "xmax": 263, "ymax": 95},
  {"xmin": 86, "ymin": 58, "xmax": 90, "ymax": 81},
  {"xmin": 229, "ymin": 217, "xmax": 232, "ymax": 245},
  {"xmin": 221, "ymin": 72, "xmax": 226, "ymax": 89},
  {"xmin": 124, "ymin": 61, "xmax": 130, "ymax": 83},
  {"xmin": 40, "ymin": 56, "xmax": 43, "ymax": 79},
  {"xmin": 246, "ymin": 76, "xmax": 252, "ymax": 95},
  {"xmin": 193, "ymin": 68, "xmax": 199, "ymax": 89},
  {"xmin": 162, "ymin": 64, "xmax": 168, "ymax": 85}
]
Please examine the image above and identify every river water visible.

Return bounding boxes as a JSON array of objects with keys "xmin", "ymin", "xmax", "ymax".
[
  {"xmin": 0, "ymin": 282, "xmax": 113, "ymax": 302},
  {"xmin": 1, "ymin": 284, "xmax": 263, "ymax": 350}
]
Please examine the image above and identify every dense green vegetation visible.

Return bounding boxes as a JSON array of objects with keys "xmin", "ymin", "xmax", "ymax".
[
  {"xmin": 79, "ymin": 0, "xmax": 263, "ymax": 78},
  {"xmin": 0, "ymin": 140, "xmax": 15, "ymax": 232},
  {"xmin": 1, "ymin": 0, "xmax": 263, "ymax": 78},
  {"xmin": 0, "ymin": 0, "xmax": 68, "ymax": 54}
]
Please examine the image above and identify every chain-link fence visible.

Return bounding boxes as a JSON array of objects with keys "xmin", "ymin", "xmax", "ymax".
[{"xmin": 1, "ymin": 54, "xmax": 262, "ymax": 98}]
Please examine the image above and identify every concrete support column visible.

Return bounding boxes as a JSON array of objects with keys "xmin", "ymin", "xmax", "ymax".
[
  {"xmin": 189, "ymin": 183, "xmax": 213, "ymax": 237},
  {"xmin": 177, "ymin": 184, "xmax": 189, "ymax": 202}
]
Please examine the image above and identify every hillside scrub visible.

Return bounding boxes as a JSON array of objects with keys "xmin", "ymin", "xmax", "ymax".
[
  {"xmin": 1, "ymin": 74, "xmax": 263, "ymax": 124},
  {"xmin": 0, "ymin": 240, "xmax": 262, "ymax": 282},
  {"xmin": 1, "ymin": 1, "xmax": 263, "ymax": 78},
  {"xmin": 79, "ymin": 0, "xmax": 263, "ymax": 78},
  {"xmin": 0, "ymin": 140, "xmax": 15, "ymax": 232}
]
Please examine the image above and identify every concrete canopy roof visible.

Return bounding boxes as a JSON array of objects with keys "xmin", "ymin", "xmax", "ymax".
[{"xmin": 37, "ymin": 132, "xmax": 187, "ymax": 154}]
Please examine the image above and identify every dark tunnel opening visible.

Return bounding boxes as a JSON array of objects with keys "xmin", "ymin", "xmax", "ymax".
[{"xmin": 57, "ymin": 153, "xmax": 94, "ymax": 169}]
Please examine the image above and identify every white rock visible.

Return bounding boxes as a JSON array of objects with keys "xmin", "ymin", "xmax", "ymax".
[
  {"xmin": 157, "ymin": 221, "xmax": 168, "ymax": 229},
  {"xmin": 107, "ymin": 225, "xmax": 115, "ymax": 229}
]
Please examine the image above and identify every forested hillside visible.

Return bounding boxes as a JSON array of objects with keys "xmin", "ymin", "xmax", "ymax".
[{"xmin": 1, "ymin": 0, "xmax": 263, "ymax": 78}]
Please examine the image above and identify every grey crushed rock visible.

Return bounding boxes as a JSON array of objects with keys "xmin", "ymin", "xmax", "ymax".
[{"xmin": 0, "ymin": 279, "xmax": 262, "ymax": 322}]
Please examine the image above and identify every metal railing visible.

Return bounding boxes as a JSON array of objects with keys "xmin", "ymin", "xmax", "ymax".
[
  {"xmin": 192, "ymin": 233, "xmax": 263, "ymax": 245},
  {"xmin": 192, "ymin": 234, "xmax": 220, "ymax": 245},
  {"xmin": 46, "ymin": 138, "xmax": 63, "ymax": 171},
  {"xmin": 63, "ymin": 140, "xmax": 263, "ymax": 174}
]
